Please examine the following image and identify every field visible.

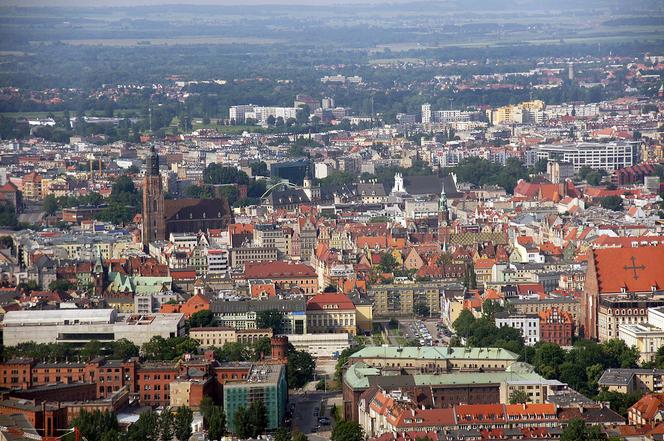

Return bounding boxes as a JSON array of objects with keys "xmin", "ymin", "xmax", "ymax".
[{"xmin": 56, "ymin": 36, "xmax": 283, "ymax": 47}]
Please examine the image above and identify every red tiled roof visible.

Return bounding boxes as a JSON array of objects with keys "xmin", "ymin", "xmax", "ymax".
[
  {"xmin": 306, "ymin": 293, "xmax": 355, "ymax": 311},
  {"xmin": 592, "ymin": 246, "xmax": 664, "ymax": 294},
  {"xmin": 244, "ymin": 261, "xmax": 316, "ymax": 279}
]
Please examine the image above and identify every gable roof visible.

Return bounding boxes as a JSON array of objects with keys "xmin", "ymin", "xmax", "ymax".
[{"xmin": 591, "ymin": 246, "xmax": 664, "ymax": 293}]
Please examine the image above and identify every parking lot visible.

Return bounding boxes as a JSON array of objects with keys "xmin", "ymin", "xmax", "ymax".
[{"xmin": 395, "ymin": 319, "xmax": 453, "ymax": 347}]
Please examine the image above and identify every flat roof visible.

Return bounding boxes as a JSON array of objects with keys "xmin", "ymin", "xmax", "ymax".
[
  {"xmin": 344, "ymin": 362, "xmax": 555, "ymax": 390},
  {"xmin": 349, "ymin": 346, "xmax": 519, "ymax": 361}
]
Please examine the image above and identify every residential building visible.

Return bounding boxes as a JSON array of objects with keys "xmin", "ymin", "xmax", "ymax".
[
  {"xmin": 495, "ymin": 313, "xmax": 540, "ymax": 346},
  {"xmin": 243, "ymin": 261, "xmax": 318, "ymax": 294},
  {"xmin": 599, "ymin": 369, "xmax": 664, "ymax": 395},
  {"xmin": 370, "ymin": 282, "xmax": 442, "ymax": 317}
]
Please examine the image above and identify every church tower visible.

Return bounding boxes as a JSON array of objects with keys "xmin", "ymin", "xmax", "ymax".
[
  {"xmin": 438, "ymin": 185, "xmax": 451, "ymax": 247},
  {"xmin": 142, "ymin": 146, "xmax": 165, "ymax": 247}
]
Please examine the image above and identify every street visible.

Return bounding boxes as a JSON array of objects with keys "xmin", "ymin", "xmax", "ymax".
[{"xmin": 290, "ymin": 390, "xmax": 339, "ymax": 440}]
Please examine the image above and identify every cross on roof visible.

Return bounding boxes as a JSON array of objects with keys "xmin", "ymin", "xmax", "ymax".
[{"xmin": 624, "ymin": 256, "xmax": 646, "ymax": 280}]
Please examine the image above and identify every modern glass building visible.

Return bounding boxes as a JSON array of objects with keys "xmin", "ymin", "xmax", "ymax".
[{"xmin": 223, "ymin": 363, "xmax": 287, "ymax": 433}]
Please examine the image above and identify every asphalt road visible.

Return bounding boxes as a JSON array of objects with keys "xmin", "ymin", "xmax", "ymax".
[{"xmin": 290, "ymin": 390, "xmax": 339, "ymax": 440}]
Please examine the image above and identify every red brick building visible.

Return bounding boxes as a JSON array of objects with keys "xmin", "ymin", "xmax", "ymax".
[
  {"xmin": 137, "ymin": 362, "xmax": 179, "ymax": 407},
  {"xmin": 539, "ymin": 307, "xmax": 574, "ymax": 346},
  {"xmin": 0, "ymin": 398, "xmax": 67, "ymax": 438},
  {"xmin": 582, "ymin": 245, "xmax": 664, "ymax": 339}
]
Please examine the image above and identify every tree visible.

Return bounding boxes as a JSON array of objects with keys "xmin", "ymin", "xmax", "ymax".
[
  {"xmin": 249, "ymin": 161, "xmax": 269, "ymax": 177},
  {"xmin": 452, "ymin": 309, "xmax": 476, "ymax": 339},
  {"xmin": 141, "ymin": 336, "xmax": 200, "ymax": 361},
  {"xmin": 287, "ymin": 349, "xmax": 316, "ymax": 388},
  {"xmin": 234, "ymin": 406, "xmax": 250, "ymax": 438},
  {"xmin": 600, "ymin": 195, "xmax": 624, "ymax": 211},
  {"xmin": 256, "ymin": 309, "xmax": 284, "ymax": 334},
  {"xmin": 49, "ymin": 279, "xmax": 73, "ymax": 293},
  {"xmin": 159, "ymin": 408, "xmax": 174, "ymax": 441},
  {"xmin": 595, "ymin": 390, "xmax": 642, "ymax": 417},
  {"xmin": 214, "ymin": 341, "xmax": 252, "ymax": 362},
  {"xmin": 561, "ymin": 418, "xmax": 606, "ymax": 441},
  {"xmin": 203, "ymin": 164, "xmax": 249, "ymax": 185},
  {"xmin": 331, "ymin": 421, "xmax": 364, "ymax": 441},
  {"xmin": 247, "ymin": 400, "xmax": 267, "ymax": 437},
  {"xmin": 413, "ymin": 303, "xmax": 430, "ymax": 317},
  {"xmin": 207, "ymin": 406, "xmax": 226, "ymax": 441},
  {"xmin": 81, "ymin": 340, "xmax": 103, "ymax": 360},
  {"xmin": 378, "ymin": 252, "xmax": 398, "ymax": 273},
  {"xmin": 189, "ymin": 309, "xmax": 215, "ymax": 328},
  {"xmin": 274, "ymin": 427, "xmax": 290, "ymax": 441},
  {"xmin": 0, "ymin": 202, "xmax": 18, "ymax": 228},
  {"xmin": 292, "ymin": 432, "xmax": 309, "ymax": 441},
  {"xmin": 111, "ymin": 338, "xmax": 139, "ymax": 359},
  {"xmin": 509, "ymin": 389, "xmax": 529, "ymax": 404},
  {"xmin": 43, "ymin": 194, "xmax": 58, "ymax": 215},
  {"xmin": 69, "ymin": 410, "xmax": 118, "ymax": 441},
  {"xmin": 127, "ymin": 410, "xmax": 159, "ymax": 441},
  {"xmin": 252, "ymin": 336, "xmax": 272, "ymax": 361},
  {"xmin": 173, "ymin": 406, "xmax": 193, "ymax": 441}
]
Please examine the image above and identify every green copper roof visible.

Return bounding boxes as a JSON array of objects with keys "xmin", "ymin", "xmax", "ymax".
[
  {"xmin": 343, "ymin": 361, "xmax": 558, "ymax": 389},
  {"xmin": 349, "ymin": 346, "xmax": 519, "ymax": 361}
]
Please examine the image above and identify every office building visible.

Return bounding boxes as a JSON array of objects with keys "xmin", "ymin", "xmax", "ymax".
[
  {"xmin": 533, "ymin": 142, "xmax": 639, "ymax": 172},
  {"xmin": 2, "ymin": 309, "xmax": 185, "ymax": 347},
  {"xmin": 223, "ymin": 363, "xmax": 287, "ymax": 433}
]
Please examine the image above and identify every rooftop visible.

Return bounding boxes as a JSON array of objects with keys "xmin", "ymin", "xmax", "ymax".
[{"xmin": 349, "ymin": 346, "xmax": 519, "ymax": 362}]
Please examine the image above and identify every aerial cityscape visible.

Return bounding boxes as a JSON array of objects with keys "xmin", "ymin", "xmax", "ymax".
[{"xmin": 0, "ymin": 0, "xmax": 663, "ymax": 440}]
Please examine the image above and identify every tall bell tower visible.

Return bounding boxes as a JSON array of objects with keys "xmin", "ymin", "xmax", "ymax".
[{"xmin": 142, "ymin": 146, "xmax": 165, "ymax": 248}]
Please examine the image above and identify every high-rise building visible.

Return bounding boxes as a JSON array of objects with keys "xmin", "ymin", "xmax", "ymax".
[
  {"xmin": 421, "ymin": 103, "xmax": 431, "ymax": 124},
  {"xmin": 142, "ymin": 146, "xmax": 165, "ymax": 246}
]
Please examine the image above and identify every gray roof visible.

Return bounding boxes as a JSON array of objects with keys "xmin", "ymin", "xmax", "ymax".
[
  {"xmin": 403, "ymin": 175, "xmax": 463, "ymax": 198},
  {"xmin": 598, "ymin": 368, "xmax": 664, "ymax": 386},
  {"xmin": 356, "ymin": 182, "xmax": 387, "ymax": 197}
]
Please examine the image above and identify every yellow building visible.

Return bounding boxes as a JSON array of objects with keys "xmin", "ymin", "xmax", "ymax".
[
  {"xmin": 306, "ymin": 293, "xmax": 357, "ymax": 335},
  {"xmin": 21, "ymin": 172, "xmax": 42, "ymax": 201},
  {"xmin": 190, "ymin": 327, "xmax": 273, "ymax": 348}
]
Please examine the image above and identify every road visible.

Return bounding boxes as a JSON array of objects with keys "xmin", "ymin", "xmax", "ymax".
[{"xmin": 290, "ymin": 389, "xmax": 340, "ymax": 440}]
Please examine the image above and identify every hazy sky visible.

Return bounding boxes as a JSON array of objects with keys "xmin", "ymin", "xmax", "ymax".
[{"xmin": 3, "ymin": 0, "xmax": 422, "ymax": 5}]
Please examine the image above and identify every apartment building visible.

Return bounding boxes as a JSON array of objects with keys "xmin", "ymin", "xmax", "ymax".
[
  {"xmin": 533, "ymin": 141, "xmax": 639, "ymax": 172},
  {"xmin": 494, "ymin": 313, "xmax": 540, "ymax": 346}
]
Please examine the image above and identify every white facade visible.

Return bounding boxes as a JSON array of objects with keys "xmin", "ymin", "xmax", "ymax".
[
  {"xmin": 421, "ymin": 103, "xmax": 431, "ymax": 124},
  {"xmin": 3, "ymin": 309, "xmax": 185, "ymax": 347},
  {"xmin": 495, "ymin": 314, "xmax": 540, "ymax": 346},
  {"xmin": 533, "ymin": 142, "xmax": 639, "ymax": 172},
  {"xmin": 285, "ymin": 333, "xmax": 351, "ymax": 358}
]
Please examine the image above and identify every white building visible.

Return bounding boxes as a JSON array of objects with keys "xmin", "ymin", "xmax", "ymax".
[
  {"xmin": 285, "ymin": 333, "xmax": 351, "ymax": 358},
  {"xmin": 620, "ymin": 307, "xmax": 664, "ymax": 363},
  {"xmin": 3, "ymin": 309, "xmax": 185, "ymax": 347},
  {"xmin": 421, "ymin": 103, "xmax": 431, "ymax": 125},
  {"xmin": 229, "ymin": 105, "xmax": 298, "ymax": 125},
  {"xmin": 533, "ymin": 142, "xmax": 639, "ymax": 172},
  {"xmin": 495, "ymin": 313, "xmax": 540, "ymax": 346}
]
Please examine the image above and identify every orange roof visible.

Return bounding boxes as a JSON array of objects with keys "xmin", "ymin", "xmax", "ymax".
[
  {"xmin": 592, "ymin": 246, "xmax": 664, "ymax": 294},
  {"xmin": 505, "ymin": 403, "xmax": 556, "ymax": 417},
  {"xmin": 306, "ymin": 293, "xmax": 355, "ymax": 311},
  {"xmin": 244, "ymin": 261, "xmax": 316, "ymax": 279},
  {"xmin": 630, "ymin": 394, "xmax": 664, "ymax": 421},
  {"xmin": 474, "ymin": 258, "xmax": 496, "ymax": 269}
]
